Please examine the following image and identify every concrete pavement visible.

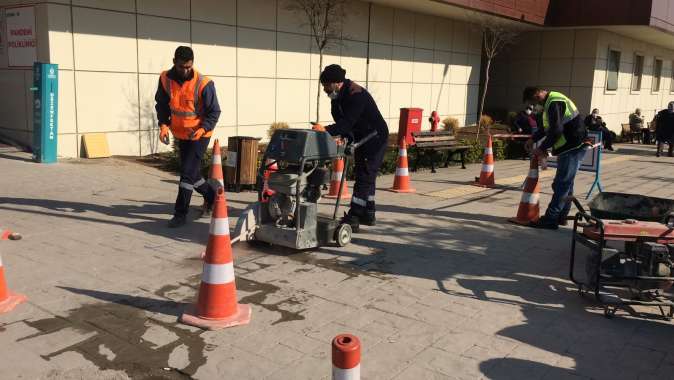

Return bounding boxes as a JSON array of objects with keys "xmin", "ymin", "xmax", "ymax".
[{"xmin": 1, "ymin": 143, "xmax": 674, "ymax": 379}]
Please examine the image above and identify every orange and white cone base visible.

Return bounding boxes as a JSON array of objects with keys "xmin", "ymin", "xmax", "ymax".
[
  {"xmin": 475, "ymin": 135, "xmax": 495, "ymax": 188},
  {"xmin": 180, "ymin": 187, "xmax": 251, "ymax": 330},
  {"xmin": 390, "ymin": 141, "xmax": 416, "ymax": 193},
  {"xmin": 325, "ymin": 158, "xmax": 350, "ymax": 199},
  {"xmin": 0, "ymin": 254, "xmax": 27, "ymax": 314},
  {"xmin": 509, "ymin": 157, "xmax": 541, "ymax": 225},
  {"xmin": 332, "ymin": 334, "xmax": 361, "ymax": 380},
  {"xmin": 208, "ymin": 139, "xmax": 225, "ymax": 189}
]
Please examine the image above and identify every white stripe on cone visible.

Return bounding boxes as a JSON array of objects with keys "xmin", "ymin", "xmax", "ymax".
[
  {"xmin": 481, "ymin": 164, "xmax": 494, "ymax": 172},
  {"xmin": 396, "ymin": 167, "xmax": 409, "ymax": 176},
  {"xmin": 212, "ymin": 154, "xmax": 221, "ymax": 164},
  {"xmin": 331, "ymin": 171, "xmax": 343, "ymax": 181},
  {"xmin": 521, "ymin": 192, "xmax": 540, "ymax": 204},
  {"xmin": 333, "ymin": 364, "xmax": 361, "ymax": 380},
  {"xmin": 398, "ymin": 148, "xmax": 407, "ymax": 157},
  {"xmin": 0, "ymin": 254, "xmax": 3, "ymax": 267},
  {"xmin": 209, "ymin": 218, "xmax": 230, "ymax": 236},
  {"xmin": 528, "ymin": 169, "xmax": 539, "ymax": 178},
  {"xmin": 484, "ymin": 148, "xmax": 493, "ymax": 155},
  {"xmin": 202, "ymin": 262, "xmax": 235, "ymax": 285}
]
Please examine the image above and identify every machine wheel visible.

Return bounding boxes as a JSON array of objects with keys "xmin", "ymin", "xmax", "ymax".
[
  {"xmin": 604, "ymin": 306, "xmax": 616, "ymax": 319},
  {"xmin": 335, "ymin": 224, "xmax": 352, "ymax": 247}
]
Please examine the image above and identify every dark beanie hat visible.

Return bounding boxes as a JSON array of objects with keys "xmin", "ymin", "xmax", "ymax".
[{"xmin": 320, "ymin": 64, "xmax": 346, "ymax": 84}]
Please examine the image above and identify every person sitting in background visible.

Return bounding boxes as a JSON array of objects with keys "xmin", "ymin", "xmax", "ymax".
[
  {"xmin": 512, "ymin": 105, "xmax": 538, "ymax": 135},
  {"xmin": 630, "ymin": 108, "xmax": 649, "ymax": 144},
  {"xmin": 654, "ymin": 102, "xmax": 674, "ymax": 157},
  {"xmin": 584, "ymin": 108, "xmax": 614, "ymax": 151}
]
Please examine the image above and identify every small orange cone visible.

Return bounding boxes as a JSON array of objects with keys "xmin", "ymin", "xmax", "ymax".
[
  {"xmin": 0, "ymin": 252, "xmax": 27, "ymax": 314},
  {"xmin": 208, "ymin": 139, "xmax": 224, "ymax": 189},
  {"xmin": 181, "ymin": 187, "xmax": 251, "ymax": 330},
  {"xmin": 325, "ymin": 157, "xmax": 350, "ymax": 199},
  {"xmin": 1, "ymin": 229, "xmax": 21, "ymax": 241},
  {"xmin": 390, "ymin": 140, "xmax": 416, "ymax": 193},
  {"xmin": 509, "ymin": 156, "xmax": 541, "ymax": 225},
  {"xmin": 475, "ymin": 135, "xmax": 495, "ymax": 187},
  {"xmin": 262, "ymin": 158, "xmax": 278, "ymax": 201}
]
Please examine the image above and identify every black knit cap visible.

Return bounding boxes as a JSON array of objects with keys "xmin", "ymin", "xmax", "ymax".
[{"xmin": 320, "ymin": 64, "xmax": 346, "ymax": 84}]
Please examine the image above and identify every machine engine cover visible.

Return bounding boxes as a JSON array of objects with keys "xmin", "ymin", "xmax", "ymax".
[{"xmin": 266, "ymin": 129, "xmax": 338, "ymax": 164}]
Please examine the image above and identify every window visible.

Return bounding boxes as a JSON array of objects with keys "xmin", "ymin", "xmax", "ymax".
[
  {"xmin": 632, "ymin": 54, "xmax": 644, "ymax": 91},
  {"xmin": 606, "ymin": 50, "xmax": 621, "ymax": 91},
  {"xmin": 653, "ymin": 58, "xmax": 663, "ymax": 92}
]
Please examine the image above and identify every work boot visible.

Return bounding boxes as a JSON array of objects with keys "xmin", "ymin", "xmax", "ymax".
[
  {"xmin": 168, "ymin": 214, "xmax": 187, "ymax": 228},
  {"xmin": 340, "ymin": 212, "xmax": 360, "ymax": 233},
  {"xmin": 528, "ymin": 217, "xmax": 559, "ymax": 230},
  {"xmin": 360, "ymin": 211, "xmax": 376, "ymax": 226},
  {"xmin": 657, "ymin": 143, "xmax": 663, "ymax": 157},
  {"xmin": 198, "ymin": 200, "xmax": 213, "ymax": 219}
]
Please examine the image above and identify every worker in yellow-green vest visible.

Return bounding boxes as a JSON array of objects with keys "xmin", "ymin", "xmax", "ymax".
[{"xmin": 523, "ymin": 87, "xmax": 589, "ymax": 230}]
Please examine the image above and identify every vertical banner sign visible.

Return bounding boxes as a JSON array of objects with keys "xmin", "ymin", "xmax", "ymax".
[
  {"xmin": 32, "ymin": 63, "xmax": 59, "ymax": 163},
  {"xmin": 5, "ymin": 6, "xmax": 36, "ymax": 67}
]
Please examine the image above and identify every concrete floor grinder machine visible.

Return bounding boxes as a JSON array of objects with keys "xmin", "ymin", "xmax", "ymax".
[{"xmin": 232, "ymin": 129, "xmax": 377, "ymax": 250}]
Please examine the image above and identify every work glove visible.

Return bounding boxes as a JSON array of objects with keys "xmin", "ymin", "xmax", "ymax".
[
  {"xmin": 159, "ymin": 125, "xmax": 170, "ymax": 145},
  {"xmin": 311, "ymin": 123, "xmax": 326, "ymax": 132},
  {"xmin": 189, "ymin": 127, "xmax": 206, "ymax": 141}
]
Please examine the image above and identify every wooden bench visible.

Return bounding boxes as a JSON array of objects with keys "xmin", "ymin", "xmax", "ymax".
[
  {"xmin": 411, "ymin": 131, "xmax": 470, "ymax": 173},
  {"xmin": 621, "ymin": 123, "xmax": 641, "ymax": 143}
]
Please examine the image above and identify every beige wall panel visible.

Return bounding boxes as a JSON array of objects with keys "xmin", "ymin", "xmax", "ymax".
[
  {"xmin": 452, "ymin": 22, "xmax": 469, "ymax": 54},
  {"xmin": 389, "ymin": 82, "xmax": 412, "ymax": 117},
  {"xmin": 191, "ymin": 0, "xmax": 236, "ymax": 25},
  {"xmin": 414, "ymin": 14, "xmax": 435, "ymax": 50},
  {"xmin": 569, "ymin": 87, "xmax": 592, "ymax": 113},
  {"xmin": 57, "ymin": 134, "xmax": 78, "ymax": 158},
  {"xmin": 392, "ymin": 9, "xmax": 414, "ymax": 47},
  {"xmin": 466, "ymin": 85, "xmax": 478, "ymax": 116},
  {"xmin": 277, "ymin": 33, "xmax": 311, "ymax": 79},
  {"xmin": 309, "ymin": 82, "xmax": 333, "ymax": 124},
  {"xmin": 369, "ymin": 4, "xmax": 393, "ymax": 45},
  {"xmin": 342, "ymin": 41, "xmax": 368, "ymax": 82},
  {"xmin": 539, "ymin": 59, "xmax": 572, "ymax": 87},
  {"xmin": 367, "ymin": 81, "xmax": 391, "ymax": 119},
  {"xmin": 192, "ymin": 22, "xmax": 237, "ymax": 77},
  {"xmin": 138, "ymin": 73, "xmax": 160, "ymax": 132},
  {"xmin": 412, "ymin": 48, "xmax": 433, "ymax": 84},
  {"xmin": 237, "ymin": 124, "xmax": 269, "ymax": 140},
  {"xmin": 209, "ymin": 76, "xmax": 237, "ymax": 127},
  {"xmin": 57, "ymin": 70, "xmax": 76, "ymax": 134},
  {"xmin": 511, "ymin": 32, "xmax": 541, "ymax": 60},
  {"xmin": 24, "ymin": 71, "xmax": 33, "ymax": 131},
  {"xmin": 277, "ymin": 0, "xmax": 310, "ymax": 34},
  {"xmin": 76, "ymin": 71, "xmax": 139, "ymax": 134},
  {"xmin": 238, "ymin": 27, "xmax": 276, "ymax": 78},
  {"xmin": 47, "ymin": 4, "xmax": 74, "ymax": 70},
  {"xmin": 138, "ymin": 15, "xmax": 190, "ymax": 74},
  {"xmin": 468, "ymin": 28, "xmax": 482, "ymax": 55},
  {"xmin": 368, "ymin": 43, "xmax": 392, "ymax": 83},
  {"xmin": 0, "ymin": 70, "xmax": 28, "ymax": 131},
  {"xmin": 276, "ymin": 79, "xmax": 310, "ymax": 123},
  {"xmin": 137, "ymin": 0, "xmax": 189, "ymax": 19},
  {"xmin": 72, "ymin": 8, "xmax": 137, "ymax": 72},
  {"xmin": 449, "ymin": 84, "xmax": 467, "ymax": 115},
  {"xmin": 238, "ymin": 78, "xmax": 274, "ymax": 126},
  {"xmin": 449, "ymin": 53, "xmax": 468, "ymax": 84},
  {"xmin": 431, "ymin": 83, "xmax": 450, "ymax": 115},
  {"xmin": 343, "ymin": 0, "xmax": 369, "ymax": 43},
  {"xmin": 209, "ymin": 126, "xmax": 238, "ymax": 145},
  {"xmin": 432, "ymin": 50, "xmax": 451, "ymax": 85},
  {"xmin": 72, "ymin": 0, "xmax": 135, "ymax": 12},
  {"xmin": 391, "ymin": 46, "xmax": 413, "ymax": 83},
  {"xmin": 411, "ymin": 83, "xmax": 431, "ymax": 115},
  {"xmin": 139, "ymin": 128, "xmax": 172, "ymax": 155},
  {"xmin": 571, "ymin": 58, "xmax": 595, "ymax": 87},
  {"xmin": 106, "ymin": 131, "xmax": 141, "ymax": 156},
  {"xmin": 310, "ymin": 42, "xmax": 340, "ymax": 80},
  {"xmin": 542, "ymin": 31, "xmax": 575, "ymax": 59},
  {"xmin": 434, "ymin": 18, "xmax": 452, "ymax": 52},
  {"xmin": 238, "ymin": 0, "xmax": 276, "ymax": 30}
]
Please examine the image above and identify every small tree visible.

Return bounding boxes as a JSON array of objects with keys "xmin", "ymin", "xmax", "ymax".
[
  {"xmin": 285, "ymin": 0, "xmax": 346, "ymax": 122},
  {"xmin": 473, "ymin": 15, "xmax": 519, "ymax": 140}
]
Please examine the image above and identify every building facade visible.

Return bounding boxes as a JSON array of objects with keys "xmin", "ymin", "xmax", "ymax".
[{"xmin": 1, "ymin": 0, "xmax": 673, "ymax": 158}]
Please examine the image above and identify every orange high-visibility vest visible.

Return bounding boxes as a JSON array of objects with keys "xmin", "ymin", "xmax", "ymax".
[{"xmin": 160, "ymin": 70, "xmax": 213, "ymax": 140}]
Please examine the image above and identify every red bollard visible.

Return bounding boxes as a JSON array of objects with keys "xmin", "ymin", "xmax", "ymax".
[{"xmin": 332, "ymin": 334, "xmax": 361, "ymax": 380}]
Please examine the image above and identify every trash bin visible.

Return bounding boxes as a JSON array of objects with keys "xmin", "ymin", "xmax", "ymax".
[{"xmin": 225, "ymin": 136, "xmax": 260, "ymax": 192}]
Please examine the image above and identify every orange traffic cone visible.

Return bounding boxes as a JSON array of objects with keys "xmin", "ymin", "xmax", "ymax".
[
  {"xmin": 181, "ymin": 187, "xmax": 251, "ymax": 330},
  {"xmin": 475, "ymin": 135, "xmax": 495, "ymax": 187},
  {"xmin": 262, "ymin": 158, "xmax": 277, "ymax": 201},
  {"xmin": 390, "ymin": 140, "xmax": 416, "ymax": 193},
  {"xmin": 208, "ymin": 139, "xmax": 224, "ymax": 189},
  {"xmin": 0, "ymin": 252, "xmax": 27, "ymax": 314},
  {"xmin": 509, "ymin": 156, "xmax": 540, "ymax": 225},
  {"xmin": 1, "ymin": 229, "xmax": 21, "ymax": 241},
  {"xmin": 325, "ymin": 157, "xmax": 350, "ymax": 199}
]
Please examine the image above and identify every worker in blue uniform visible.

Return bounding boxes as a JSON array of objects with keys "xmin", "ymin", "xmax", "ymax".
[{"xmin": 313, "ymin": 64, "xmax": 389, "ymax": 232}]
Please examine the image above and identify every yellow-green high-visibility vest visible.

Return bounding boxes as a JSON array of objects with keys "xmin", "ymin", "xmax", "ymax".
[{"xmin": 542, "ymin": 91, "xmax": 580, "ymax": 151}]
